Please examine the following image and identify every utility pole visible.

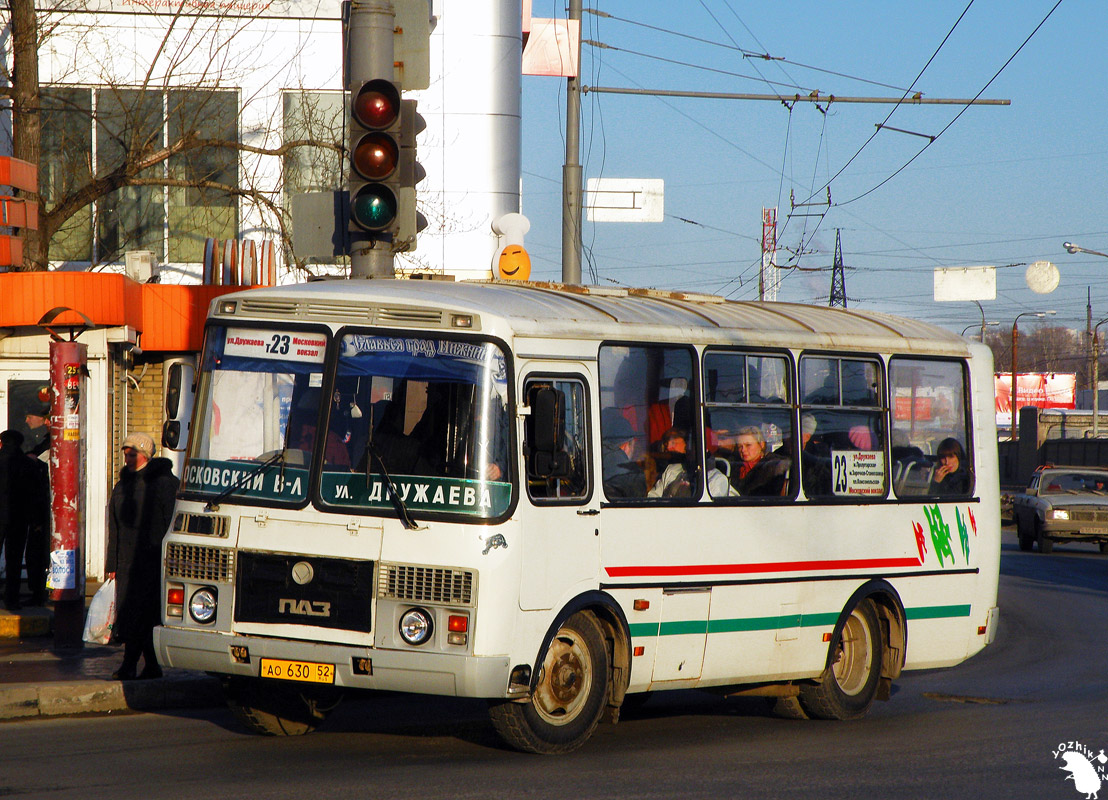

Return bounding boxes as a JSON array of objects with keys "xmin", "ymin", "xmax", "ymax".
[
  {"xmin": 561, "ymin": 0, "xmax": 583, "ymax": 285},
  {"xmin": 829, "ymin": 229, "xmax": 847, "ymax": 308},
  {"xmin": 1087, "ymin": 286, "xmax": 1094, "ymax": 397}
]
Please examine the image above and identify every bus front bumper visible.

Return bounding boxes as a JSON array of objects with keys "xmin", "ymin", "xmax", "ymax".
[{"xmin": 154, "ymin": 626, "xmax": 511, "ymax": 699}]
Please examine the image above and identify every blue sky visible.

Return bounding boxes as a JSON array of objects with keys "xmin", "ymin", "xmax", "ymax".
[{"xmin": 519, "ymin": 1, "xmax": 1108, "ymax": 335}]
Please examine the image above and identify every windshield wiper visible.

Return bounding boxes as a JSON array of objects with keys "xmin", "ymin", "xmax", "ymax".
[
  {"xmin": 204, "ymin": 449, "xmax": 287, "ymax": 512},
  {"xmin": 363, "ymin": 438, "xmax": 425, "ymax": 531}
]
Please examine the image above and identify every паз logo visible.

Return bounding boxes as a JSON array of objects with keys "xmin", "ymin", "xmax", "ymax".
[{"xmin": 1053, "ymin": 741, "xmax": 1108, "ymax": 798}]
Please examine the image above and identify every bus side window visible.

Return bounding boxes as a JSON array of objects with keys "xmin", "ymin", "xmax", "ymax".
[
  {"xmin": 524, "ymin": 378, "xmax": 589, "ymax": 501},
  {"xmin": 799, "ymin": 355, "xmax": 886, "ymax": 500},
  {"xmin": 889, "ymin": 357, "xmax": 973, "ymax": 499},
  {"xmin": 703, "ymin": 350, "xmax": 794, "ymax": 501}
]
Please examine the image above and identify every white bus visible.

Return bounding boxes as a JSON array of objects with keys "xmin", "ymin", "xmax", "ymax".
[{"xmin": 157, "ymin": 279, "xmax": 1000, "ymax": 753}]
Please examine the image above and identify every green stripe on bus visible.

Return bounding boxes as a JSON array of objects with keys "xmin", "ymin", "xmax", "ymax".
[
  {"xmin": 628, "ymin": 605, "xmax": 971, "ymax": 638},
  {"xmin": 905, "ymin": 604, "xmax": 972, "ymax": 620}
]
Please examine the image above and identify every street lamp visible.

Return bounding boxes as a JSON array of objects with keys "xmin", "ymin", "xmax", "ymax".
[
  {"xmin": 962, "ymin": 321, "xmax": 999, "ymax": 338},
  {"xmin": 1063, "ymin": 241, "xmax": 1108, "ymax": 259},
  {"xmin": 1011, "ymin": 310, "xmax": 1057, "ymax": 441}
]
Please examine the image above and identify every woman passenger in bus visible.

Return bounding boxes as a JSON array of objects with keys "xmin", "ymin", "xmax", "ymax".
[
  {"xmin": 728, "ymin": 426, "xmax": 789, "ymax": 496},
  {"xmin": 929, "ymin": 437, "xmax": 972, "ymax": 496}
]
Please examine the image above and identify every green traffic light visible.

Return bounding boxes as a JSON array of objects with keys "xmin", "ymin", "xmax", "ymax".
[{"xmin": 351, "ymin": 184, "xmax": 397, "ymax": 232}]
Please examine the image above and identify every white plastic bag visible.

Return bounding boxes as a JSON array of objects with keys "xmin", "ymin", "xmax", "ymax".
[{"xmin": 83, "ymin": 577, "xmax": 117, "ymax": 645}]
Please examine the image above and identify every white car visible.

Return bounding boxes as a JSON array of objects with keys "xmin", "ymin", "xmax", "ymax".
[{"xmin": 1012, "ymin": 466, "xmax": 1108, "ymax": 554}]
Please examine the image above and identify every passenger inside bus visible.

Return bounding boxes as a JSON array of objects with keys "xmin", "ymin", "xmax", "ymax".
[
  {"xmin": 718, "ymin": 425, "xmax": 789, "ymax": 496},
  {"xmin": 360, "ymin": 397, "xmax": 432, "ymax": 476},
  {"xmin": 929, "ymin": 437, "xmax": 972, "ymax": 496},
  {"xmin": 600, "ymin": 408, "xmax": 647, "ymax": 498},
  {"xmin": 646, "ymin": 426, "xmax": 734, "ymax": 499},
  {"xmin": 291, "ymin": 388, "xmax": 351, "ymax": 468}
]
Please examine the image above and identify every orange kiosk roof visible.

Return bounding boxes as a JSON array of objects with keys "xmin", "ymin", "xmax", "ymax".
[{"xmin": 0, "ymin": 272, "xmax": 258, "ymax": 352}]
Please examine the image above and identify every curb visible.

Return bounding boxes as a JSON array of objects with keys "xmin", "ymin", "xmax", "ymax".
[
  {"xmin": 0, "ymin": 608, "xmax": 52, "ymax": 640},
  {"xmin": 0, "ymin": 673, "xmax": 224, "ymax": 720}
]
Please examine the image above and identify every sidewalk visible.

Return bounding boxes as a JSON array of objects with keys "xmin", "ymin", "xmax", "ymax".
[{"xmin": 0, "ymin": 605, "xmax": 222, "ymax": 721}]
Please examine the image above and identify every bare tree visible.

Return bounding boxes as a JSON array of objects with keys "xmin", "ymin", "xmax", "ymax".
[{"xmin": 0, "ymin": 0, "xmax": 344, "ymax": 272}]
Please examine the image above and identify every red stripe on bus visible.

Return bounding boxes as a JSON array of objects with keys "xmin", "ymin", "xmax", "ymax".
[{"xmin": 605, "ymin": 556, "xmax": 922, "ymax": 578}]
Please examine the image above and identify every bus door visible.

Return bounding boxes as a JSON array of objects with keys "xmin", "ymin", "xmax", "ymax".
[{"xmin": 518, "ymin": 371, "xmax": 597, "ymax": 611}]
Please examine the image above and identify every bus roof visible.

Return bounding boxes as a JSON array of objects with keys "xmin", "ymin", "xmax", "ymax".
[{"xmin": 218, "ymin": 279, "xmax": 973, "ymax": 356}]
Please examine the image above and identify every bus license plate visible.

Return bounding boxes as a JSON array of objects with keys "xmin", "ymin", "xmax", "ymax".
[{"xmin": 259, "ymin": 658, "xmax": 335, "ymax": 684}]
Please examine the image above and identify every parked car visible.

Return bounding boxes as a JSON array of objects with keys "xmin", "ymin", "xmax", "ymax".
[{"xmin": 1011, "ymin": 466, "xmax": 1108, "ymax": 554}]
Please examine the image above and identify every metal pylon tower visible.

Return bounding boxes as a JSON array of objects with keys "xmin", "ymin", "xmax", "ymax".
[{"xmin": 829, "ymin": 229, "xmax": 847, "ymax": 308}]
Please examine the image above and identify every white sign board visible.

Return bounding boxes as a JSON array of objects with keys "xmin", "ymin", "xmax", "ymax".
[
  {"xmin": 586, "ymin": 178, "xmax": 664, "ymax": 223},
  {"xmin": 933, "ymin": 266, "xmax": 996, "ymax": 302},
  {"xmin": 832, "ymin": 450, "xmax": 885, "ymax": 496},
  {"xmin": 224, "ymin": 329, "xmax": 327, "ymax": 363}
]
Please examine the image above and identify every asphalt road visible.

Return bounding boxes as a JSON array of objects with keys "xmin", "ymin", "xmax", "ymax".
[{"xmin": 3, "ymin": 530, "xmax": 1106, "ymax": 800}]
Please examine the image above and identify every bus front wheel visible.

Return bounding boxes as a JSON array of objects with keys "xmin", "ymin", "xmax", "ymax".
[
  {"xmin": 799, "ymin": 599, "xmax": 883, "ymax": 721},
  {"xmin": 489, "ymin": 611, "xmax": 610, "ymax": 754},
  {"xmin": 222, "ymin": 676, "xmax": 340, "ymax": 736}
]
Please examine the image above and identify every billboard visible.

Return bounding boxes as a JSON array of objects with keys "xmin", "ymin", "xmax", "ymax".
[{"xmin": 994, "ymin": 372, "xmax": 1076, "ymax": 427}]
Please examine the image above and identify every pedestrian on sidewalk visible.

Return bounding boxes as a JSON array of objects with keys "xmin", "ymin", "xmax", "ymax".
[
  {"xmin": 23, "ymin": 404, "xmax": 50, "ymax": 461},
  {"xmin": 105, "ymin": 432, "xmax": 178, "ymax": 681},
  {"xmin": 23, "ymin": 452, "xmax": 50, "ymax": 606},
  {"xmin": 0, "ymin": 430, "xmax": 36, "ymax": 610}
]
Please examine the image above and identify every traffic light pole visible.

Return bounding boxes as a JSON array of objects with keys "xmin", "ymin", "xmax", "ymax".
[
  {"xmin": 561, "ymin": 0, "xmax": 583, "ymax": 286},
  {"xmin": 348, "ymin": 0, "xmax": 396, "ymax": 279}
]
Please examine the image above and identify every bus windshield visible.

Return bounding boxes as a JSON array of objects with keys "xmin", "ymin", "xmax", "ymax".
[
  {"xmin": 183, "ymin": 326, "xmax": 330, "ymax": 505},
  {"xmin": 322, "ymin": 332, "xmax": 511, "ymax": 519},
  {"xmin": 183, "ymin": 326, "xmax": 512, "ymax": 519}
]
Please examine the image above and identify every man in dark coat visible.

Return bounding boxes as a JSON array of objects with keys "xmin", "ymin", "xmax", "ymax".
[
  {"xmin": 600, "ymin": 408, "xmax": 646, "ymax": 499},
  {"xmin": 105, "ymin": 432, "xmax": 179, "ymax": 680},
  {"xmin": 0, "ymin": 430, "xmax": 37, "ymax": 610}
]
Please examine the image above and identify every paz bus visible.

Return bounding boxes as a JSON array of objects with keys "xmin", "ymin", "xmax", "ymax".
[{"xmin": 156, "ymin": 279, "xmax": 1000, "ymax": 753}]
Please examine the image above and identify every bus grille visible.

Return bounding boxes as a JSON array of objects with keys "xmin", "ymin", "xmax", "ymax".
[
  {"xmin": 378, "ymin": 564, "xmax": 474, "ymax": 606},
  {"xmin": 235, "ymin": 552, "xmax": 374, "ymax": 632},
  {"xmin": 165, "ymin": 543, "xmax": 234, "ymax": 582},
  {"xmin": 234, "ymin": 298, "xmax": 444, "ymax": 327}
]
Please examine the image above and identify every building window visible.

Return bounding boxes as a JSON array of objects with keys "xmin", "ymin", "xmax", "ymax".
[
  {"xmin": 168, "ymin": 89, "xmax": 239, "ymax": 264},
  {"xmin": 41, "ymin": 85, "xmax": 240, "ymax": 266},
  {"xmin": 41, "ymin": 88, "xmax": 93, "ymax": 262},
  {"xmin": 282, "ymin": 90, "xmax": 344, "ymax": 199}
]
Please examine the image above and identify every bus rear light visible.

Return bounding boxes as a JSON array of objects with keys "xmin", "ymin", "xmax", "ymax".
[
  {"xmin": 977, "ymin": 625, "xmax": 988, "ymax": 635},
  {"xmin": 167, "ymin": 583, "xmax": 184, "ymax": 618}
]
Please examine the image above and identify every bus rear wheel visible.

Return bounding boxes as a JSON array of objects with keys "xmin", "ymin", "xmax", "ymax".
[
  {"xmin": 223, "ymin": 676, "xmax": 340, "ymax": 736},
  {"xmin": 489, "ymin": 611, "xmax": 610, "ymax": 754},
  {"xmin": 799, "ymin": 599, "xmax": 883, "ymax": 721}
]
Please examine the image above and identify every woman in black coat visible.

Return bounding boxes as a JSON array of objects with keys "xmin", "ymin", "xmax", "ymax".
[{"xmin": 105, "ymin": 433, "xmax": 179, "ymax": 680}]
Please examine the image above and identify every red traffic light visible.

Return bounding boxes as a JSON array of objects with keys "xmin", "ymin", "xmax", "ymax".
[
  {"xmin": 352, "ymin": 132, "xmax": 399, "ymax": 181},
  {"xmin": 353, "ymin": 80, "xmax": 401, "ymax": 130}
]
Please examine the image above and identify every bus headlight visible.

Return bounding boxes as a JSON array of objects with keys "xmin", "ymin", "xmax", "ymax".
[
  {"xmin": 399, "ymin": 608, "xmax": 434, "ymax": 645},
  {"xmin": 1049, "ymin": 509, "xmax": 1069, "ymax": 520},
  {"xmin": 189, "ymin": 587, "xmax": 218, "ymax": 624}
]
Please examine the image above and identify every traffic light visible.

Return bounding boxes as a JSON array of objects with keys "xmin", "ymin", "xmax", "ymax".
[{"xmin": 348, "ymin": 79, "xmax": 426, "ymax": 249}]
